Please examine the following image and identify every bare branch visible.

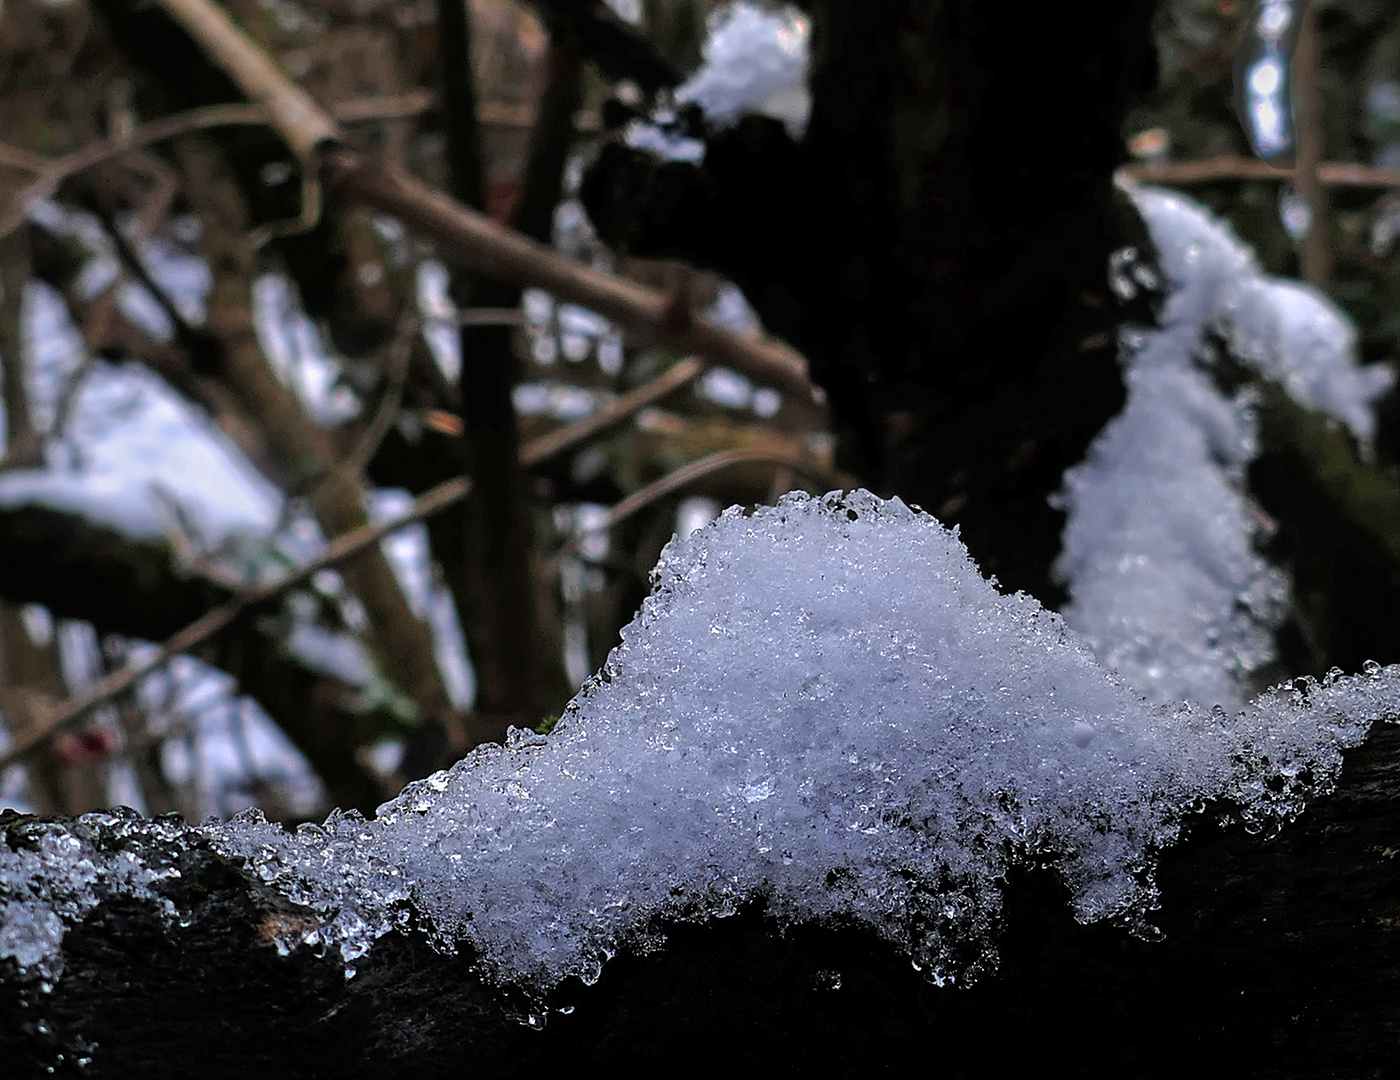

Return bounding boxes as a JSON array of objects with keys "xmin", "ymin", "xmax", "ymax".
[
  {"xmin": 552, "ymin": 448, "xmax": 842, "ymax": 567},
  {"xmin": 1121, "ymin": 158, "xmax": 1400, "ymax": 189},
  {"xmin": 0, "ymin": 474, "xmax": 475, "ymax": 772},
  {"xmin": 519, "ymin": 356, "xmax": 704, "ymax": 468},
  {"xmin": 324, "ymin": 149, "xmax": 814, "ymax": 397},
  {"xmin": 125, "ymin": 0, "xmax": 812, "ymax": 397},
  {"xmin": 344, "ymin": 314, "xmax": 416, "ymax": 476},
  {"xmin": 1294, "ymin": 3, "xmax": 1332, "ymax": 288},
  {"xmin": 0, "ymin": 93, "xmax": 431, "ymax": 241},
  {"xmin": 157, "ymin": 0, "xmax": 342, "ymax": 160}
]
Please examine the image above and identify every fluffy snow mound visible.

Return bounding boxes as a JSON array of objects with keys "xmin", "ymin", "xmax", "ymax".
[{"xmin": 182, "ymin": 492, "xmax": 1400, "ymax": 995}]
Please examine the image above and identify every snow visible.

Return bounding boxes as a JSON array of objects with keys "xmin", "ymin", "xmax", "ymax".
[
  {"xmin": 0, "ymin": 468, "xmax": 168, "ymax": 539},
  {"xmin": 1054, "ymin": 185, "xmax": 1393, "ymax": 709},
  {"xmin": 675, "ymin": 2, "xmax": 812, "ymax": 138},
  {"xmin": 158, "ymin": 492, "xmax": 1396, "ymax": 1003},
  {"xmin": 619, "ymin": 1, "xmax": 812, "ymax": 163},
  {"xmin": 0, "ymin": 811, "xmax": 186, "ymax": 985}
]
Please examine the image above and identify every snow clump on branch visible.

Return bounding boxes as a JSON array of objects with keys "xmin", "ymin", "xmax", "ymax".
[
  {"xmin": 1055, "ymin": 184, "xmax": 1394, "ymax": 710},
  {"xmin": 182, "ymin": 492, "xmax": 1400, "ymax": 999}
]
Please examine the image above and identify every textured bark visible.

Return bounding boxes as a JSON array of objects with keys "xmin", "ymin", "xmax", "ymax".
[
  {"xmin": 1, "ymin": 722, "xmax": 1397, "ymax": 1078},
  {"xmin": 0, "ymin": 227, "xmax": 40, "ymax": 467}
]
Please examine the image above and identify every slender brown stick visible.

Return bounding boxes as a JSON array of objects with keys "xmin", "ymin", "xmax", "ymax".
[
  {"xmin": 0, "ymin": 475, "xmax": 475, "ymax": 772},
  {"xmin": 519, "ymin": 357, "xmax": 705, "ymax": 468},
  {"xmin": 344, "ymin": 315, "xmax": 417, "ymax": 475},
  {"xmin": 551, "ymin": 448, "xmax": 839, "ymax": 567},
  {"xmin": 456, "ymin": 308, "xmax": 526, "ymax": 327},
  {"xmin": 1121, "ymin": 157, "xmax": 1400, "ymax": 189},
  {"xmin": 1294, "ymin": 3, "xmax": 1332, "ymax": 288},
  {"xmin": 0, "ymin": 144, "xmax": 50, "ymax": 173},
  {"xmin": 158, "ymin": 0, "xmax": 342, "ymax": 159},
  {"xmin": 323, "ymin": 149, "xmax": 813, "ymax": 396}
]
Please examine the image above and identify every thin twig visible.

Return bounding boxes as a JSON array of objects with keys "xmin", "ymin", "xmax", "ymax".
[
  {"xmin": 551, "ymin": 448, "xmax": 839, "ymax": 570},
  {"xmin": 0, "ymin": 143, "xmax": 51, "ymax": 174},
  {"xmin": 151, "ymin": 482, "xmax": 249, "ymax": 592},
  {"xmin": 0, "ymin": 93, "xmax": 429, "ymax": 240},
  {"xmin": 519, "ymin": 356, "xmax": 704, "ymax": 468},
  {"xmin": 1294, "ymin": 2, "xmax": 1332, "ymax": 288},
  {"xmin": 344, "ymin": 314, "xmax": 416, "ymax": 475},
  {"xmin": 88, "ymin": 202, "xmax": 198, "ymax": 343},
  {"xmin": 46, "ymin": 358, "xmax": 95, "ymax": 449},
  {"xmin": 456, "ymin": 307, "xmax": 526, "ymax": 327},
  {"xmin": 325, "ymin": 149, "xmax": 814, "ymax": 397},
  {"xmin": 1121, "ymin": 157, "xmax": 1400, "ymax": 189}
]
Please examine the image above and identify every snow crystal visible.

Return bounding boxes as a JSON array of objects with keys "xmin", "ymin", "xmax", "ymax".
[
  {"xmin": 675, "ymin": 2, "xmax": 811, "ymax": 138},
  {"xmin": 0, "ymin": 810, "xmax": 186, "ymax": 985},
  {"xmin": 180, "ymin": 493, "xmax": 1400, "ymax": 1000},
  {"xmin": 1055, "ymin": 185, "xmax": 1393, "ymax": 708}
]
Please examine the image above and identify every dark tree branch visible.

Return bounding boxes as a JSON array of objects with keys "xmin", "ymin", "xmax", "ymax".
[
  {"xmin": 0, "ymin": 475, "xmax": 474, "ymax": 774},
  {"xmin": 1, "ymin": 722, "xmax": 1398, "ymax": 1075}
]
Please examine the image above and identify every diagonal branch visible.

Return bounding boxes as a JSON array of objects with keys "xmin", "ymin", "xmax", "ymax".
[
  {"xmin": 154, "ymin": 0, "xmax": 341, "ymax": 161},
  {"xmin": 0, "ymin": 475, "xmax": 474, "ymax": 773},
  {"xmin": 519, "ymin": 356, "xmax": 704, "ymax": 467},
  {"xmin": 1121, "ymin": 157, "xmax": 1400, "ymax": 188},
  {"xmin": 552, "ymin": 448, "xmax": 843, "ymax": 567},
  {"xmin": 0, "ymin": 93, "xmax": 432, "ymax": 241},
  {"xmin": 323, "ymin": 150, "xmax": 813, "ymax": 396}
]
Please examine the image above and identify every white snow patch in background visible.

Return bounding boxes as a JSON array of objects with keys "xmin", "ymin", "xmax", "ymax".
[
  {"xmin": 199, "ymin": 493, "xmax": 1400, "ymax": 1000},
  {"xmin": 252, "ymin": 274, "xmax": 360, "ymax": 426},
  {"xmin": 603, "ymin": 0, "xmax": 641, "ymax": 24},
  {"xmin": 622, "ymin": 118, "xmax": 706, "ymax": 163},
  {"xmin": 367, "ymin": 489, "xmax": 474, "ymax": 708},
  {"xmin": 1055, "ymin": 185, "xmax": 1394, "ymax": 709},
  {"xmin": 0, "ymin": 469, "xmax": 167, "ymax": 540},
  {"xmin": 677, "ymin": 2, "xmax": 812, "ymax": 138}
]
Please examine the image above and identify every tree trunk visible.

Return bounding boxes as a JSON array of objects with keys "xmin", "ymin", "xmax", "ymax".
[{"xmin": 581, "ymin": 0, "xmax": 1160, "ymax": 604}]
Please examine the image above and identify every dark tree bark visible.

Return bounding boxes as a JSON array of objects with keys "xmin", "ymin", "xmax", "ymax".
[
  {"xmin": 580, "ymin": 1, "xmax": 1161, "ymax": 605},
  {"xmin": 1, "ymin": 721, "xmax": 1398, "ymax": 1078}
]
